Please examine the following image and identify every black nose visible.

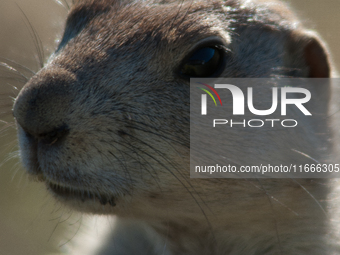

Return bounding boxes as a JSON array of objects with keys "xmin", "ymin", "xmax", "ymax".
[{"xmin": 13, "ymin": 67, "xmax": 76, "ymax": 143}]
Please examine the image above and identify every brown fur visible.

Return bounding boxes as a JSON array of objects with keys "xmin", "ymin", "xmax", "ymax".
[{"xmin": 11, "ymin": 0, "xmax": 340, "ymax": 254}]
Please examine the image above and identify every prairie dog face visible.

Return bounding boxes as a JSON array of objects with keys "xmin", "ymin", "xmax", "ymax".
[{"xmin": 12, "ymin": 0, "xmax": 332, "ymax": 222}]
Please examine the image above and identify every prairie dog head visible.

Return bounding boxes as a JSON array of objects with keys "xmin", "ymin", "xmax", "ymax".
[{"xmin": 13, "ymin": 0, "xmax": 333, "ymax": 219}]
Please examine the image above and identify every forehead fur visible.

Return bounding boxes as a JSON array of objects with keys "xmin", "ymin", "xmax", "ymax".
[
  {"xmin": 68, "ymin": 0, "xmax": 300, "ymax": 29},
  {"xmin": 60, "ymin": 0, "xmax": 300, "ymax": 51}
]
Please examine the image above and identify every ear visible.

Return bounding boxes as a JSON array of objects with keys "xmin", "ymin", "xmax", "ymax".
[
  {"xmin": 286, "ymin": 30, "xmax": 332, "ymax": 78},
  {"xmin": 285, "ymin": 31, "xmax": 333, "ymax": 120}
]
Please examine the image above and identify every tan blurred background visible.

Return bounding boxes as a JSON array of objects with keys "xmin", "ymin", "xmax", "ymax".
[{"xmin": 0, "ymin": 0, "xmax": 339, "ymax": 254}]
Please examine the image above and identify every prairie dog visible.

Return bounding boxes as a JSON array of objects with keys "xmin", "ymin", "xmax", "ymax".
[{"xmin": 11, "ymin": 0, "xmax": 340, "ymax": 254}]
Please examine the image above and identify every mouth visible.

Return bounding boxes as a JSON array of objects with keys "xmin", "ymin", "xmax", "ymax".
[{"xmin": 47, "ymin": 181, "xmax": 116, "ymax": 206}]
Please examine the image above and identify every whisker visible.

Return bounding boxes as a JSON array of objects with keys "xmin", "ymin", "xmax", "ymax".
[
  {"xmin": 255, "ymin": 178, "xmax": 284, "ymax": 255},
  {"xmin": 291, "ymin": 179, "xmax": 327, "ymax": 216},
  {"xmin": 121, "ymin": 132, "xmax": 216, "ymax": 241},
  {"xmin": 55, "ymin": 0, "xmax": 71, "ymax": 11},
  {"xmin": 0, "ymin": 62, "xmax": 29, "ymax": 82},
  {"xmin": 291, "ymin": 149, "xmax": 321, "ymax": 164},
  {"xmin": 0, "ymin": 56, "xmax": 36, "ymax": 75},
  {"xmin": 16, "ymin": 4, "xmax": 45, "ymax": 68}
]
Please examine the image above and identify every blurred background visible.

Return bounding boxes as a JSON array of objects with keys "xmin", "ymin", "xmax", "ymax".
[{"xmin": 0, "ymin": 0, "xmax": 339, "ymax": 254}]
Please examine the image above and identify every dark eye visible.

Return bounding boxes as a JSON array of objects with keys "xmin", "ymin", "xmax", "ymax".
[{"xmin": 180, "ymin": 46, "xmax": 225, "ymax": 77}]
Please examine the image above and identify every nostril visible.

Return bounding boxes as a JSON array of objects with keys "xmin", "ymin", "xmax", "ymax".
[{"xmin": 37, "ymin": 124, "xmax": 70, "ymax": 145}]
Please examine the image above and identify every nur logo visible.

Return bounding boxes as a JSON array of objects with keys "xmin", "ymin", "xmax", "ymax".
[{"xmin": 198, "ymin": 83, "xmax": 312, "ymax": 116}]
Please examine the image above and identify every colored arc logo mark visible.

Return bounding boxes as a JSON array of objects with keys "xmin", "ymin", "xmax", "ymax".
[{"xmin": 197, "ymin": 82, "xmax": 223, "ymax": 106}]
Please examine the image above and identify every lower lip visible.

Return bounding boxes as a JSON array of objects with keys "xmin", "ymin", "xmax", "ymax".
[{"xmin": 47, "ymin": 182, "xmax": 116, "ymax": 206}]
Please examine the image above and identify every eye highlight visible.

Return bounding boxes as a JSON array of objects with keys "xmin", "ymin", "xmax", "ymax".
[{"xmin": 179, "ymin": 45, "xmax": 226, "ymax": 78}]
